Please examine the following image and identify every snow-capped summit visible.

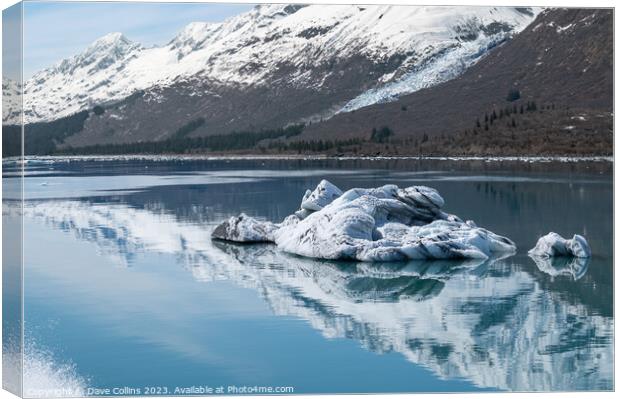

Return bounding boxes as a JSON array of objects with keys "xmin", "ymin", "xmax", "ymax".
[
  {"xmin": 52, "ymin": 32, "xmax": 139, "ymax": 76},
  {"xmin": 23, "ymin": 32, "xmax": 142, "ymax": 122},
  {"xmin": 168, "ymin": 22, "xmax": 222, "ymax": 60},
  {"xmin": 14, "ymin": 5, "xmax": 538, "ymax": 129},
  {"xmin": 90, "ymin": 32, "xmax": 132, "ymax": 48}
]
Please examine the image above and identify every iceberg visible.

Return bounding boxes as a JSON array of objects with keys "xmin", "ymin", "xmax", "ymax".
[
  {"xmin": 300, "ymin": 179, "xmax": 343, "ymax": 213},
  {"xmin": 211, "ymin": 213, "xmax": 278, "ymax": 243},
  {"xmin": 212, "ymin": 180, "xmax": 516, "ymax": 261},
  {"xmin": 528, "ymin": 232, "xmax": 592, "ymax": 258}
]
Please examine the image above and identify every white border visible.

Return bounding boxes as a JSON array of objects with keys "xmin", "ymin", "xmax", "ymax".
[{"xmin": 0, "ymin": 1, "xmax": 616, "ymax": 399}]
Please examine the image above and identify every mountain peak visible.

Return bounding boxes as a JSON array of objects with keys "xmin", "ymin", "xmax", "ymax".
[
  {"xmin": 170, "ymin": 21, "xmax": 218, "ymax": 44},
  {"xmin": 253, "ymin": 3, "xmax": 307, "ymax": 17},
  {"xmin": 31, "ymin": 31, "xmax": 142, "ymax": 84},
  {"xmin": 87, "ymin": 32, "xmax": 135, "ymax": 51},
  {"xmin": 169, "ymin": 22, "xmax": 222, "ymax": 58}
]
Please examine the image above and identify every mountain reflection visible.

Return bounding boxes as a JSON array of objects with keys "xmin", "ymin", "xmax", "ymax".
[{"xmin": 14, "ymin": 200, "xmax": 613, "ymax": 391}]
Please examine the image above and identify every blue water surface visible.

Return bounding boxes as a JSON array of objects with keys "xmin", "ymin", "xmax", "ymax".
[{"xmin": 3, "ymin": 158, "xmax": 613, "ymax": 395}]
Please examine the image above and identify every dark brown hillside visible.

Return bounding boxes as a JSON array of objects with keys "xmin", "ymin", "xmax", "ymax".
[
  {"xmin": 298, "ymin": 8, "xmax": 613, "ymax": 151},
  {"xmin": 17, "ymin": 7, "xmax": 612, "ymax": 157}
]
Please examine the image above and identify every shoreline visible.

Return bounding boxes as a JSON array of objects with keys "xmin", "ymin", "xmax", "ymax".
[{"xmin": 2, "ymin": 154, "xmax": 614, "ymax": 164}]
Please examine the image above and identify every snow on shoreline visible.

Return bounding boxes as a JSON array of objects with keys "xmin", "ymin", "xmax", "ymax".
[{"xmin": 2, "ymin": 154, "xmax": 613, "ymax": 165}]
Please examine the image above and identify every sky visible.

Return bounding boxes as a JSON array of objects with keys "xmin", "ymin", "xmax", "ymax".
[
  {"xmin": 2, "ymin": 2, "xmax": 22, "ymax": 80},
  {"xmin": 19, "ymin": 1, "xmax": 255, "ymax": 79}
]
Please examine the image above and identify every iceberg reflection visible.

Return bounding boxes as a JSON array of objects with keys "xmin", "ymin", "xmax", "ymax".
[
  {"xmin": 529, "ymin": 254, "xmax": 590, "ymax": 281},
  {"xmin": 14, "ymin": 200, "xmax": 613, "ymax": 391}
]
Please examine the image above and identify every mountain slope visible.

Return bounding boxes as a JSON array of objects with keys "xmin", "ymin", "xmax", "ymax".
[
  {"xmin": 297, "ymin": 8, "xmax": 612, "ymax": 155},
  {"xmin": 21, "ymin": 5, "xmax": 536, "ymax": 124},
  {"xmin": 2, "ymin": 77, "xmax": 21, "ymax": 124},
  {"xmin": 10, "ymin": 5, "xmax": 538, "ymax": 152}
]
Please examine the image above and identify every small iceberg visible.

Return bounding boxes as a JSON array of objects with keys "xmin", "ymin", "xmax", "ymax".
[
  {"xmin": 213, "ymin": 180, "xmax": 516, "ymax": 261},
  {"xmin": 212, "ymin": 213, "xmax": 278, "ymax": 243},
  {"xmin": 528, "ymin": 232, "xmax": 592, "ymax": 258}
]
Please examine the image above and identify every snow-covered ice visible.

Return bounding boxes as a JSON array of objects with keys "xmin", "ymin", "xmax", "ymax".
[
  {"xmin": 212, "ymin": 213, "xmax": 278, "ymax": 243},
  {"xmin": 300, "ymin": 179, "xmax": 343, "ymax": 212},
  {"xmin": 528, "ymin": 232, "xmax": 592, "ymax": 258},
  {"xmin": 212, "ymin": 180, "xmax": 516, "ymax": 261}
]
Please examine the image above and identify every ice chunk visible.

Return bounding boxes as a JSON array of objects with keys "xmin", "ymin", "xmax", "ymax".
[
  {"xmin": 300, "ymin": 179, "xmax": 343, "ymax": 211},
  {"xmin": 212, "ymin": 180, "xmax": 517, "ymax": 261},
  {"xmin": 528, "ymin": 232, "xmax": 592, "ymax": 258},
  {"xmin": 211, "ymin": 213, "xmax": 278, "ymax": 243},
  {"xmin": 276, "ymin": 215, "xmax": 515, "ymax": 262}
]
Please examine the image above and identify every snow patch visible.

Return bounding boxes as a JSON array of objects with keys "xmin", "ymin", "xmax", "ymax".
[{"xmin": 339, "ymin": 28, "xmax": 515, "ymax": 112}]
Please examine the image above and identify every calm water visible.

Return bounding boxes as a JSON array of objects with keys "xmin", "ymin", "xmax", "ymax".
[{"xmin": 2, "ymin": 158, "xmax": 614, "ymax": 395}]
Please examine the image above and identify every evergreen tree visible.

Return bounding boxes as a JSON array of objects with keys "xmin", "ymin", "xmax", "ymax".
[
  {"xmin": 371, "ymin": 126, "xmax": 393, "ymax": 143},
  {"xmin": 93, "ymin": 106, "xmax": 105, "ymax": 116},
  {"xmin": 506, "ymin": 88, "xmax": 521, "ymax": 102}
]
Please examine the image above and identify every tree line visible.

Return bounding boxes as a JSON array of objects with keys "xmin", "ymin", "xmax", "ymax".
[{"xmin": 57, "ymin": 124, "xmax": 305, "ymax": 155}]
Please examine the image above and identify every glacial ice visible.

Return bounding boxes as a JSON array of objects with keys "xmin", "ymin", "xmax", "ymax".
[
  {"xmin": 528, "ymin": 232, "xmax": 592, "ymax": 258},
  {"xmin": 211, "ymin": 213, "xmax": 278, "ymax": 243},
  {"xmin": 300, "ymin": 179, "xmax": 343, "ymax": 212},
  {"xmin": 212, "ymin": 180, "xmax": 516, "ymax": 261}
]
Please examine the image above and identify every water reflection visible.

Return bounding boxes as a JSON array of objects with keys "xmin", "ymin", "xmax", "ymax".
[
  {"xmin": 208, "ymin": 242, "xmax": 611, "ymax": 391},
  {"xmin": 14, "ymin": 199, "xmax": 613, "ymax": 391},
  {"xmin": 529, "ymin": 255, "xmax": 590, "ymax": 281}
]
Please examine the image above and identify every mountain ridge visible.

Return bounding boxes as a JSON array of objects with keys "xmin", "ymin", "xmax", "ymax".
[
  {"xmin": 5, "ymin": 6, "xmax": 611, "ymax": 157},
  {"xmin": 8, "ymin": 4, "xmax": 537, "ymax": 129},
  {"xmin": 292, "ymin": 7, "xmax": 613, "ymax": 156}
]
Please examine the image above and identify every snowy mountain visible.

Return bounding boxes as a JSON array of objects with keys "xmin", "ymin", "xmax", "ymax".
[
  {"xmin": 2, "ymin": 77, "xmax": 21, "ymax": 124},
  {"xmin": 300, "ymin": 8, "xmax": 613, "ymax": 156},
  {"xmin": 13, "ymin": 4, "xmax": 537, "ymax": 136}
]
